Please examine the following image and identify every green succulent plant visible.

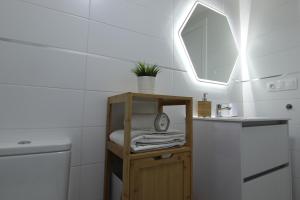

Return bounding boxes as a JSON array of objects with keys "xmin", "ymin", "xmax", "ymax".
[{"xmin": 132, "ymin": 62, "xmax": 160, "ymax": 77}]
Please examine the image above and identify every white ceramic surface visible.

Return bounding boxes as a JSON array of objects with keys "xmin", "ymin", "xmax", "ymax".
[
  {"xmin": 137, "ymin": 76, "xmax": 156, "ymax": 94},
  {"xmin": 0, "ymin": 136, "xmax": 71, "ymax": 200}
]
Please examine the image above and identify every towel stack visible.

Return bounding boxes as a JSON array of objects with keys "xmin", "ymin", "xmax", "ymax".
[{"xmin": 109, "ymin": 113, "xmax": 186, "ymax": 152}]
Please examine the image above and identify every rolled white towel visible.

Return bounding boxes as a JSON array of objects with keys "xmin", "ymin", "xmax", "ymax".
[{"xmin": 131, "ymin": 114, "xmax": 156, "ymax": 130}]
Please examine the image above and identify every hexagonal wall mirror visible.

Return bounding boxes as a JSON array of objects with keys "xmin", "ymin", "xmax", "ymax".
[{"xmin": 179, "ymin": 2, "xmax": 238, "ymax": 84}]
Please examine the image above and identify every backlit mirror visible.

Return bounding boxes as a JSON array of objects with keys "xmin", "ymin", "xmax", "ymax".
[{"xmin": 180, "ymin": 3, "xmax": 238, "ymax": 84}]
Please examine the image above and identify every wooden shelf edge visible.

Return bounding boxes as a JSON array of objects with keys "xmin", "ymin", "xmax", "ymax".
[
  {"xmin": 108, "ymin": 92, "xmax": 192, "ymax": 105},
  {"xmin": 106, "ymin": 141, "xmax": 191, "ymax": 161},
  {"xmin": 130, "ymin": 146, "xmax": 191, "ymax": 160},
  {"xmin": 107, "ymin": 141, "xmax": 124, "ymax": 159}
]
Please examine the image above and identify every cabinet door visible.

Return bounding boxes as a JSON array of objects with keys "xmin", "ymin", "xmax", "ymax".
[{"xmin": 130, "ymin": 153, "xmax": 191, "ymax": 200}]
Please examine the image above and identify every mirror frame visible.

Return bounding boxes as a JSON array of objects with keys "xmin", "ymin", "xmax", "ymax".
[{"xmin": 178, "ymin": 1, "xmax": 239, "ymax": 85}]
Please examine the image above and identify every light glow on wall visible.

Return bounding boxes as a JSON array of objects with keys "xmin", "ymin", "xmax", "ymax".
[{"xmin": 239, "ymin": 0, "xmax": 256, "ymax": 116}]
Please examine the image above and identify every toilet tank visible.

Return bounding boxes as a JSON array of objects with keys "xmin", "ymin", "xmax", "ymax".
[{"xmin": 0, "ymin": 136, "xmax": 71, "ymax": 200}]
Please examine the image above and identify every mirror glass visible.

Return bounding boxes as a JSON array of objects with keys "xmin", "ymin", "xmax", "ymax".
[{"xmin": 180, "ymin": 3, "xmax": 238, "ymax": 84}]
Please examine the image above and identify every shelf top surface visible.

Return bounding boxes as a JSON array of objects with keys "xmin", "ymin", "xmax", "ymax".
[{"xmin": 109, "ymin": 92, "xmax": 193, "ymax": 103}]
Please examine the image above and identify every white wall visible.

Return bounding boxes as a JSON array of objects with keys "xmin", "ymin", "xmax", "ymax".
[
  {"xmin": 0, "ymin": 0, "xmax": 241, "ymax": 200},
  {"xmin": 241, "ymin": 0, "xmax": 300, "ymax": 198}
]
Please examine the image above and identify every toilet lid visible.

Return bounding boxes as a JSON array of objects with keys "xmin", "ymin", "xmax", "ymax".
[{"xmin": 0, "ymin": 135, "xmax": 71, "ymax": 156}]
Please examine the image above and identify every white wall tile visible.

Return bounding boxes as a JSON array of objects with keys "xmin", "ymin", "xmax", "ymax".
[
  {"xmin": 242, "ymin": 99, "xmax": 300, "ymax": 125},
  {"xmin": 155, "ymin": 68, "xmax": 174, "ymax": 95},
  {"xmin": 164, "ymin": 105, "xmax": 186, "ymax": 125},
  {"xmin": 127, "ymin": 0, "xmax": 172, "ymax": 13},
  {"xmin": 227, "ymin": 73, "xmax": 243, "ymax": 103},
  {"xmin": 248, "ymin": 22, "xmax": 300, "ymax": 59},
  {"xmin": 248, "ymin": 0, "xmax": 296, "ymax": 41},
  {"xmin": 84, "ymin": 91, "xmax": 116, "ymax": 127},
  {"xmin": 248, "ymin": 46, "xmax": 300, "ymax": 78},
  {"xmin": 80, "ymin": 164, "xmax": 105, "ymax": 200},
  {"xmin": 0, "ymin": 0, "xmax": 88, "ymax": 51},
  {"xmin": 88, "ymin": 21, "xmax": 172, "ymax": 67},
  {"xmin": 86, "ymin": 55, "xmax": 137, "ymax": 92},
  {"xmin": 68, "ymin": 166, "xmax": 81, "ymax": 200},
  {"xmin": 200, "ymin": 0, "xmax": 224, "ymax": 12},
  {"xmin": 172, "ymin": 71, "xmax": 197, "ymax": 96},
  {"xmin": 90, "ymin": 0, "xmax": 173, "ymax": 39},
  {"xmin": 0, "ymin": 41, "xmax": 86, "ymax": 89},
  {"xmin": 21, "ymin": 0, "xmax": 90, "ymax": 17},
  {"xmin": 82, "ymin": 126, "xmax": 106, "ymax": 164},
  {"xmin": 0, "ymin": 85, "xmax": 84, "ymax": 129},
  {"xmin": 223, "ymin": 0, "xmax": 240, "ymax": 45}
]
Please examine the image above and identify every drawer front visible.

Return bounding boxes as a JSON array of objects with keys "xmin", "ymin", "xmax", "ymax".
[
  {"xmin": 242, "ymin": 124, "xmax": 289, "ymax": 178},
  {"xmin": 243, "ymin": 167, "xmax": 291, "ymax": 200},
  {"xmin": 131, "ymin": 152, "xmax": 191, "ymax": 200}
]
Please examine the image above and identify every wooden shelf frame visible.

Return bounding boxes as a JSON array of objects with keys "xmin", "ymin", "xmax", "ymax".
[{"xmin": 104, "ymin": 92, "xmax": 193, "ymax": 200}]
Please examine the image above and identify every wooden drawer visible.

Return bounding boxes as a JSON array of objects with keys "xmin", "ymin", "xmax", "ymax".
[{"xmin": 130, "ymin": 152, "xmax": 191, "ymax": 200}]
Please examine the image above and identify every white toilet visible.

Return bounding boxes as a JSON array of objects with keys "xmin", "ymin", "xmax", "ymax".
[{"xmin": 0, "ymin": 136, "xmax": 71, "ymax": 200}]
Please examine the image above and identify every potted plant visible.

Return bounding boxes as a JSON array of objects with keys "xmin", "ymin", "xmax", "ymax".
[{"xmin": 132, "ymin": 62, "xmax": 160, "ymax": 94}]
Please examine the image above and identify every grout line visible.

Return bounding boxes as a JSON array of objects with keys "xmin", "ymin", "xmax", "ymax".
[
  {"xmin": 0, "ymin": 37, "xmax": 187, "ymax": 73},
  {"xmin": 0, "ymin": 125, "xmax": 107, "ymax": 131},
  {"xmin": 70, "ymin": 164, "xmax": 82, "ymax": 168},
  {"xmin": 249, "ymin": 42, "xmax": 300, "ymax": 60},
  {"xmin": 16, "ymin": 0, "xmax": 90, "ymax": 20},
  {"xmin": 16, "ymin": 0, "xmax": 171, "ymax": 41},
  {"xmin": 88, "ymin": 0, "xmax": 92, "ymax": 19},
  {"xmin": 0, "ymin": 82, "xmax": 85, "ymax": 92},
  {"xmin": 0, "ymin": 81, "xmax": 164, "ymax": 94},
  {"xmin": 80, "ymin": 162, "xmax": 105, "ymax": 167},
  {"xmin": 0, "ymin": 126, "xmax": 83, "ymax": 130},
  {"xmin": 81, "ymin": 0, "xmax": 91, "ymax": 127},
  {"xmin": 89, "ymin": 17, "xmax": 172, "ymax": 41},
  {"xmin": 0, "ymin": 81, "xmax": 145, "ymax": 94}
]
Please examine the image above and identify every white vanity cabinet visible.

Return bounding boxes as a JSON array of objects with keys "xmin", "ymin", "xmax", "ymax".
[{"xmin": 193, "ymin": 118, "xmax": 292, "ymax": 200}]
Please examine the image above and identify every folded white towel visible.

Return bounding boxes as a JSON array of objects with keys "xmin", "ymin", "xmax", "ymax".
[{"xmin": 110, "ymin": 129, "xmax": 185, "ymax": 152}]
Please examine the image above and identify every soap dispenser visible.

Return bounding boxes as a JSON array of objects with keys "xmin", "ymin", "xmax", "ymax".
[{"xmin": 198, "ymin": 93, "xmax": 212, "ymax": 117}]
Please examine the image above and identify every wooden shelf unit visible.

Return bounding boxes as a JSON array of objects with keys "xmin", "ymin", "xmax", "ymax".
[{"xmin": 104, "ymin": 92, "xmax": 193, "ymax": 200}]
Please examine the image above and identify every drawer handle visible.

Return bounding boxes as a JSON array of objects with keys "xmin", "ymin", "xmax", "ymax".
[
  {"xmin": 154, "ymin": 153, "xmax": 173, "ymax": 160},
  {"xmin": 243, "ymin": 163, "xmax": 289, "ymax": 183}
]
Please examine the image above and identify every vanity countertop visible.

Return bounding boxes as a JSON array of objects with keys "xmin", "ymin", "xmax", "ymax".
[{"xmin": 193, "ymin": 116, "xmax": 289, "ymax": 123}]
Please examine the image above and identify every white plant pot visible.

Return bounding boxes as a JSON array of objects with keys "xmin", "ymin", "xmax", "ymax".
[{"xmin": 137, "ymin": 76, "xmax": 156, "ymax": 94}]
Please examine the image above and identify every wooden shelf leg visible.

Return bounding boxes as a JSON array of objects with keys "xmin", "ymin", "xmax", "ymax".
[
  {"xmin": 122, "ymin": 158, "xmax": 130, "ymax": 200},
  {"xmin": 122, "ymin": 94, "xmax": 132, "ymax": 200},
  {"xmin": 103, "ymin": 150, "xmax": 112, "ymax": 200},
  {"xmin": 104, "ymin": 101, "xmax": 113, "ymax": 200}
]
